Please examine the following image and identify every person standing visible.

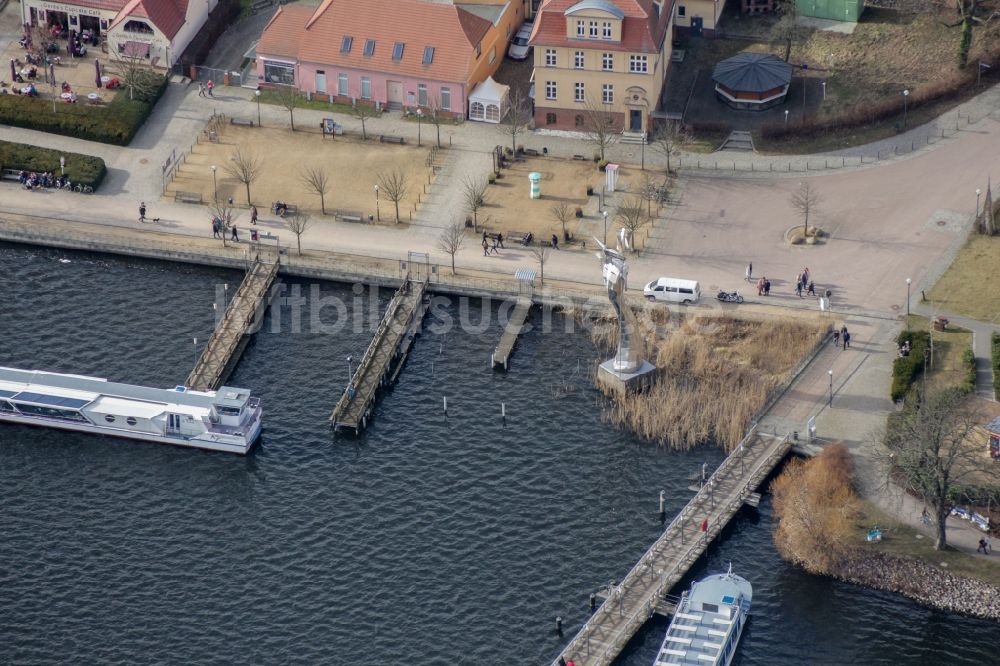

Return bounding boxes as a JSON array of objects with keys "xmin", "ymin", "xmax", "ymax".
[
  {"xmin": 206, "ymin": 79, "xmax": 215, "ymax": 97},
  {"xmin": 843, "ymin": 330, "xmax": 851, "ymax": 350},
  {"xmin": 833, "ymin": 328, "xmax": 840, "ymax": 346},
  {"xmin": 756, "ymin": 277, "xmax": 764, "ymax": 296},
  {"xmin": 746, "ymin": 262, "xmax": 753, "ymax": 282},
  {"xmin": 764, "ymin": 279, "xmax": 771, "ymax": 296},
  {"xmin": 138, "ymin": 201, "xmax": 146, "ymax": 223},
  {"xmin": 231, "ymin": 225, "xmax": 239, "ymax": 242},
  {"xmin": 551, "ymin": 234, "xmax": 559, "ymax": 249},
  {"xmin": 795, "ymin": 281, "xmax": 803, "ymax": 298},
  {"xmin": 212, "ymin": 218, "xmax": 220, "ymax": 239},
  {"xmin": 250, "ymin": 205, "xmax": 258, "ymax": 225},
  {"xmin": 808, "ymin": 281, "xmax": 816, "ymax": 296},
  {"xmin": 497, "ymin": 232, "xmax": 504, "ymax": 249}
]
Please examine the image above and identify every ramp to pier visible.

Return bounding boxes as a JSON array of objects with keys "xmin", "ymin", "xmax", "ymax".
[
  {"xmin": 551, "ymin": 431, "xmax": 791, "ymax": 666},
  {"xmin": 330, "ymin": 279, "xmax": 427, "ymax": 433},
  {"xmin": 186, "ymin": 258, "xmax": 279, "ymax": 392},
  {"xmin": 491, "ymin": 297, "xmax": 532, "ymax": 370}
]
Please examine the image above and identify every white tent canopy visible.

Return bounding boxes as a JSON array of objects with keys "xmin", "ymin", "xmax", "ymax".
[{"xmin": 468, "ymin": 76, "xmax": 510, "ymax": 124}]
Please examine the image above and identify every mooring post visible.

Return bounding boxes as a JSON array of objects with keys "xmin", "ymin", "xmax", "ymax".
[
  {"xmin": 501, "ymin": 402, "xmax": 506, "ymax": 428},
  {"xmin": 443, "ymin": 395, "xmax": 448, "ymax": 416},
  {"xmin": 556, "ymin": 616, "xmax": 563, "ymax": 636},
  {"xmin": 659, "ymin": 490, "xmax": 666, "ymax": 523},
  {"xmin": 590, "ymin": 592, "xmax": 597, "ymax": 611}
]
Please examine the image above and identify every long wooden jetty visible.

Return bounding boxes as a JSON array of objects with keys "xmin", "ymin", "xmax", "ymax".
[
  {"xmin": 330, "ymin": 278, "xmax": 428, "ymax": 433},
  {"xmin": 491, "ymin": 297, "xmax": 532, "ymax": 370},
  {"xmin": 551, "ymin": 430, "xmax": 792, "ymax": 666},
  {"xmin": 186, "ymin": 258, "xmax": 279, "ymax": 391}
]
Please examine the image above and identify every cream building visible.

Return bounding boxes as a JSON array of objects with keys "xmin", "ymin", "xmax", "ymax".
[
  {"xmin": 672, "ymin": 0, "xmax": 725, "ymax": 37},
  {"xmin": 529, "ymin": 0, "xmax": 674, "ymax": 135}
]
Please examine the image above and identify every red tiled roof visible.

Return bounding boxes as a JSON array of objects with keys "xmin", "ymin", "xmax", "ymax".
[
  {"xmin": 529, "ymin": 0, "xmax": 672, "ymax": 53},
  {"xmin": 109, "ymin": 0, "xmax": 188, "ymax": 40},
  {"xmin": 258, "ymin": 0, "xmax": 494, "ymax": 83}
]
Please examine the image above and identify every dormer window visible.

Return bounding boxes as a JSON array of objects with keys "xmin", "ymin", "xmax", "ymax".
[
  {"xmin": 123, "ymin": 19, "xmax": 153, "ymax": 34},
  {"xmin": 364, "ymin": 39, "xmax": 375, "ymax": 56},
  {"xmin": 589, "ymin": 20, "xmax": 598, "ymax": 37},
  {"xmin": 423, "ymin": 46, "xmax": 435, "ymax": 64},
  {"xmin": 602, "ymin": 22, "xmax": 612, "ymax": 38},
  {"xmin": 341, "ymin": 36, "xmax": 353, "ymax": 53},
  {"xmin": 392, "ymin": 42, "xmax": 405, "ymax": 60},
  {"xmin": 576, "ymin": 19, "xmax": 585, "ymax": 36}
]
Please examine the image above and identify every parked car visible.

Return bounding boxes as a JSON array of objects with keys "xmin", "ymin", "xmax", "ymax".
[
  {"xmin": 644, "ymin": 277, "xmax": 701, "ymax": 304},
  {"xmin": 507, "ymin": 23, "xmax": 533, "ymax": 60}
]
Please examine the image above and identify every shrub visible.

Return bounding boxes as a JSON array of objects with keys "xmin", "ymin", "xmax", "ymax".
[
  {"xmin": 891, "ymin": 330, "xmax": 930, "ymax": 402},
  {"xmin": 960, "ymin": 348, "xmax": 977, "ymax": 394},
  {"xmin": 993, "ymin": 332, "xmax": 1000, "ymax": 397},
  {"xmin": 0, "ymin": 140, "xmax": 106, "ymax": 189},
  {"xmin": 0, "ymin": 74, "xmax": 166, "ymax": 146},
  {"xmin": 597, "ymin": 159, "xmax": 609, "ymax": 171}
]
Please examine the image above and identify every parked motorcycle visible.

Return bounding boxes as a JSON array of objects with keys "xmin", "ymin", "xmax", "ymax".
[{"xmin": 717, "ymin": 290, "xmax": 744, "ymax": 304}]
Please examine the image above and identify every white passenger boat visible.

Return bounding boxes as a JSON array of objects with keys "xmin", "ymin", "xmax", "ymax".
[
  {"xmin": 654, "ymin": 567, "xmax": 751, "ymax": 666},
  {"xmin": 0, "ymin": 366, "xmax": 261, "ymax": 454}
]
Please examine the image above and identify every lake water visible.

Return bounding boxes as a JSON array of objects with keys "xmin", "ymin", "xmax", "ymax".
[{"xmin": 1, "ymin": 244, "xmax": 997, "ymax": 665}]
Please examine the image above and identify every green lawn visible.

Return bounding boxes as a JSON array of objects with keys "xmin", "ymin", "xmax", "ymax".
[
  {"xmin": 926, "ymin": 235, "xmax": 1000, "ymax": 322},
  {"xmin": 904, "ymin": 314, "xmax": 973, "ymax": 391}
]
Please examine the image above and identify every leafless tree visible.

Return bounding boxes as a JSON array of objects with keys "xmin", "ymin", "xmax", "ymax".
[
  {"xmin": 582, "ymin": 97, "xmax": 619, "ymax": 161},
  {"xmin": 299, "ymin": 166, "xmax": 331, "ymax": 214},
  {"xmin": 223, "ymin": 146, "xmax": 263, "ymax": 206},
  {"xmin": 426, "ymin": 98, "xmax": 448, "ymax": 148},
  {"xmin": 650, "ymin": 122, "xmax": 693, "ymax": 174},
  {"xmin": 377, "ymin": 170, "xmax": 408, "ymax": 223},
  {"xmin": 638, "ymin": 172, "xmax": 660, "ymax": 217},
  {"xmin": 770, "ymin": 12, "xmax": 804, "ymax": 63},
  {"xmin": 551, "ymin": 201, "xmax": 574, "ymax": 241},
  {"xmin": 107, "ymin": 52, "xmax": 162, "ymax": 101},
  {"xmin": 462, "ymin": 175, "xmax": 488, "ymax": 232},
  {"xmin": 351, "ymin": 101, "xmax": 379, "ymax": 140},
  {"xmin": 615, "ymin": 195, "xmax": 650, "ymax": 252},
  {"xmin": 879, "ymin": 387, "xmax": 982, "ymax": 550},
  {"xmin": 285, "ymin": 211, "xmax": 313, "ymax": 255},
  {"xmin": 789, "ymin": 181, "xmax": 821, "ymax": 238},
  {"xmin": 530, "ymin": 244, "xmax": 551, "ymax": 285},
  {"xmin": 437, "ymin": 220, "xmax": 466, "ymax": 275},
  {"xmin": 207, "ymin": 201, "xmax": 238, "ymax": 248},
  {"xmin": 272, "ymin": 84, "xmax": 302, "ymax": 131},
  {"xmin": 498, "ymin": 87, "xmax": 533, "ymax": 157}
]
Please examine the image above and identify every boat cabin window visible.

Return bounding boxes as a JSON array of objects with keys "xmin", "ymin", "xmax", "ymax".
[
  {"xmin": 0, "ymin": 399, "xmax": 13, "ymax": 412},
  {"xmin": 701, "ymin": 602, "xmax": 719, "ymax": 613},
  {"xmin": 126, "ymin": 417, "xmax": 138, "ymax": 426},
  {"xmin": 104, "ymin": 414, "xmax": 116, "ymax": 423},
  {"xmin": 14, "ymin": 404, "xmax": 86, "ymax": 421},
  {"xmin": 216, "ymin": 406, "xmax": 242, "ymax": 417}
]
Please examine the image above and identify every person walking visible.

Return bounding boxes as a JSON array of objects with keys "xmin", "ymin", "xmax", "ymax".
[
  {"xmin": 756, "ymin": 277, "xmax": 764, "ymax": 296},
  {"xmin": 138, "ymin": 201, "xmax": 146, "ymax": 223},
  {"xmin": 490, "ymin": 237, "xmax": 499, "ymax": 255},
  {"xmin": 551, "ymin": 234, "xmax": 559, "ymax": 249},
  {"xmin": 833, "ymin": 328, "xmax": 840, "ymax": 346},
  {"xmin": 206, "ymin": 79, "xmax": 215, "ymax": 97},
  {"xmin": 795, "ymin": 281, "xmax": 803, "ymax": 298},
  {"xmin": 764, "ymin": 279, "xmax": 771, "ymax": 296},
  {"xmin": 250, "ymin": 205, "xmax": 258, "ymax": 225},
  {"xmin": 843, "ymin": 330, "xmax": 851, "ymax": 350},
  {"xmin": 808, "ymin": 281, "xmax": 816, "ymax": 296},
  {"xmin": 231, "ymin": 225, "xmax": 239, "ymax": 242},
  {"xmin": 497, "ymin": 232, "xmax": 504, "ymax": 249},
  {"xmin": 211, "ymin": 218, "xmax": 220, "ymax": 239},
  {"xmin": 979, "ymin": 538, "xmax": 988, "ymax": 554},
  {"xmin": 197, "ymin": 82, "xmax": 206, "ymax": 97},
  {"xmin": 746, "ymin": 262, "xmax": 753, "ymax": 282},
  {"xmin": 482, "ymin": 237, "xmax": 489, "ymax": 256}
]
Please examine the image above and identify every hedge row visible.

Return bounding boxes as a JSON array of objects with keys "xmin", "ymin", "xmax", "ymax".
[
  {"xmin": 891, "ymin": 330, "xmax": 930, "ymax": 402},
  {"xmin": 993, "ymin": 332, "xmax": 1000, "ymax": 397},
  {"xmin": 961, "ymin": 348, "xmax": 977, "ymax": 395},
  {"xmin": 0, "ymin": 140, "xmax": 106, "ymax": 189},
  {"xmin": 0, "ymin": 74, "xmax": 167, "ymax": 146}
]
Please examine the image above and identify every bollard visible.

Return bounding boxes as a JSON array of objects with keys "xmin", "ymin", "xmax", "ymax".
[
  {"xmin": 556, "ymin": 616, "xmax": 563, "ymax": 636},
  {"xmin": 501, "ymin": 402, "xmax": 506, "ymax": 428},
  {"xmin": 590, "ymin": 592, "xmax": 597, "ymax": 611},
  {"xmin": 443, "ymin": 395, "xmax": 448, "ymax": 415},
  {"xmin": 659, "ymin": 490, "xmax": 666, "ymax": 523}
]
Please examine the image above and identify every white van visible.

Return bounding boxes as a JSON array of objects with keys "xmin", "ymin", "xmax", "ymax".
[{"xmin": 644, "ymin": 277, "xmax": 701, "ymax": 304}]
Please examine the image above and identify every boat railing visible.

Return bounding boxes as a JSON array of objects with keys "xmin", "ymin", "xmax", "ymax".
[{"xmin": 554, "ymin": 432, "xmax": 789, "ymax": 666}]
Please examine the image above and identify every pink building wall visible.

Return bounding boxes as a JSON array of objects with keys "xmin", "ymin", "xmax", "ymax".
[{"xmin": 257, "ymin": 57, "xmax": 468, "ymax": 116}]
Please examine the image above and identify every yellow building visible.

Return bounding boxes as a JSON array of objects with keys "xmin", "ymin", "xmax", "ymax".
[
  {"xmin": 672, "ymin": 0, "xmax": 724, "ymax": 37},
  {"xmin": 529, "ymin": 0, "xmax": 674, "ymax": 135}
]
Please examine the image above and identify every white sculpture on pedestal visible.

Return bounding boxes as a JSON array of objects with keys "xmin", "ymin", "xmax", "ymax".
[{"xmin": 595, "ymin": 229, "xmax": 642, "ymax": 374}]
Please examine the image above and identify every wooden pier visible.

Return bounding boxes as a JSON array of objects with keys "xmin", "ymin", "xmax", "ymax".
[
  {"xmin": 551, "ymin": 431, "xmax": 792, "ymax": 666},
  {"xmin": 491, "ymin": 297, "xmax": 532, "ymax": 370},
  {"xmin": 186, "ymin": 258, "xmax": 279, "ymax": 392},
  {"xmin": 330, "ymin": 278, "xmax": 428, "ymax": 433}
]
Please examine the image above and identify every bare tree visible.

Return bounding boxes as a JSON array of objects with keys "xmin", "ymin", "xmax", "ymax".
[
  {"xmin": 427, "ymin": 98, "xmax": 447, "ymax": 148},
  {"xmin": 272, "ymin": 84, "xmax": 302, "ymax": 131},
  {"xmin": 350, "ymin": 101, "xmax": 379, "ymax": 140},
  {"xmin": 377, "ymin": 170, "xmax": 408, "ymax": 223},
  {"xmin": 207, "ymin": 201, "xmax": 238, "ymax": 248},
  {"xmin": 615, "ymin": 195, "xmax": 650, "ymax": 252},
  {"xmin": 107, "ymin": 52, "xmax": 162, "ymax": 101},
  {"xmin": 650, "ymin": 122, "xmax": 692, "ymax": 175},
  {"xmin": 638, "ymin": 172, "xmax": 659, "ymax": 218},
  {"xmin": 789, "ymin": 181, "xmax": 820, "ymax": 238},
  {"xmin": 551, "ymin": 201, "xmax": 574, "ymax": 241},
  {"xmin": 498, "ymin": 87, "xmax": 533, "ymax": 157},
  {"xmin": 530, "ymin": 244, "xmax": 551, "ymax": 285},
  {"xmin": 462, "ymin": 175, "xmax": 488, "ymax": 232},
  {"xmin": 583, "ymin": 97, "xmax": 619, "ymax": 161},
  {"xmin": 437, "ymin": 220, "xmax": 466, "ymax": 275},
  {"xmin": 880, "ymin": 387, "xmax": 982, "ymax": 550},
  {"xmin": 285, "ymin": 211, "xmax": 313, "ymax": 255},
  {"xmin": 770, "ymin": 11, "xmax": 804, "ymax": 63},
  {"xmin": 299, "ymin": 166, "xmax": 331, "ymax": 214},
  {"xmin": 223, "ymin": 146, "xmax": 263, "ymax": 206}
]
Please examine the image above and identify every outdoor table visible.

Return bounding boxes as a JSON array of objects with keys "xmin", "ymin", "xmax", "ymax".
[
  {"xmin": 87, "ymin": 92, "xmax": 100, "ymax": 101},
  {"xmin": 100, "ymin": 76, "xmax": 110, "ymax": 85},
  {"xmin": 60, "ymin": 92, "xmax": 73, "ymax": 101}
]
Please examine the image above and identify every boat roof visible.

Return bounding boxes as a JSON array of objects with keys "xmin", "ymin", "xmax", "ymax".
[
  {"xmin": 0, "ymin": 366, "xmax": 251, "ymax": 410},
  {"xmin": 657, "ymin": 572, "xmax": 751, "ymax": 666}
]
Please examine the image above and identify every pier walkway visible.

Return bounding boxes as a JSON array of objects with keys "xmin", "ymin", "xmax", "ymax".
[
  {"xmin": 186, "ymin": 258, "xmax": 279, "ymax": 391},
  {"xmin": 491, "ymin": 298, "xmax": 532, "ymax": 370},
  {"xmin": 551, "ymin": 430, "xmax": 791, "ymax": 666},
  {"xmin": 330, "ymin": 278, "xmax": 428, "ymax": 433}
]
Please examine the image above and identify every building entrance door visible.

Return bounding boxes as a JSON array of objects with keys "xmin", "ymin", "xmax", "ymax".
[
  {"xmin": 315, "ymin": 71, "xmax": 327, "ymax": 93},
  {"xmin": 691, "ymin": 16, "xmax": 703, "ymax": 36},
  {"xmin": 629, "ymin": 109, "xmax": 642, "ymax": 132},
  {"xmin": 387, "ymin": 80, "xmax": 403, "ymax": 106}
]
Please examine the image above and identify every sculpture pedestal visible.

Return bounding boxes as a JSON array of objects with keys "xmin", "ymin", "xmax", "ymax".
[{"xmin": 597, "ymin": 359, "xmax": 657, "ymax": 395}]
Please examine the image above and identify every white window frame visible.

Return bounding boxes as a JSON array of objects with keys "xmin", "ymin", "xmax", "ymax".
[
  {"xmin": 418, "ymin": 84, "xmax": 428, "ymax": 107},
  {"xmin": 574, "ymin": 51, "xmax": 584, "ymax": 68},
  {"xmin": 602, "ymin": 53, "xmax": 613, "ymax": 71},
  {"xmin": 589, "ymin": 20, "xmax": 598, "ymax": 37},
  {"xmin": 361, "ymin": 76, "xmax": 371, "ymax": 99},
  {"xmin": 602, "ymin": 22, "xmax": 612, "ymax": 39},
  {"xmin": 545, "ymin": 80, "xmax": 557, "ymax": 100},
  {"xmin": 576, "ymin": 19, "xmax": 585, "ymax": 36},
  {"xmin": 602, "ymin": 83, "xmax": 613, "ymax": 104},
  {"xmin": 545, "ymin": 49, "xmax": 557, "ymax": 67},
  {"xmin": 574, "ymin": 82, "xmax": 584, "ymax": 102},
  {"xmin": 441, "ymin": 87, "xmax": 451, "ymax": 110},
  {"xmin": 629, "ymin": 55, "xmax": 648, "ymax": 73},
  {"xmin": 337, "ymin": 73, "xmax": 348, "ymax": 96}
]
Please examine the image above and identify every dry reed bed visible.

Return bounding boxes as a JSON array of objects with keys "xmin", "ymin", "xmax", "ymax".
[{"xmin": 588, "ymin": 307, "xmax": 827, "ymax": 451}]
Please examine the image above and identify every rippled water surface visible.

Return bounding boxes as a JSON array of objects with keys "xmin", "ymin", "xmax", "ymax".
[{"xmin": 1, "ymin": 245, "xmax": 998, "ymax": 665}]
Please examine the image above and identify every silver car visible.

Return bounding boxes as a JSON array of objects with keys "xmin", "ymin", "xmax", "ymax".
[{"xmin": 507, "ymin": 23, "xmax": 533, "ymax": 60}]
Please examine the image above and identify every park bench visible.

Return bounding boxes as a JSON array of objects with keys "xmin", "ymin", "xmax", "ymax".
[
  {"xmin": 335, "ymin": 210, "xmax": 364, "ymax": 223},
  {"xmin": 1, "ymin": 168, "xmax": 22, "ymax": 182},
  {"xmin": 230, "ymin": 118, "xmax": 255, "ymax": 127},
  {"xmin": 379, "ymin": 135, "xmax": 405, "ymax": 144},
  {"xmin": 572, "ymin": 154, "xmax": 586, "ymax": 161},
  {"xmin": 271, "ymin": 202, "xmax": 298, "ymax": 217},
  {"xmin": 506, "ymin": 230, "xmax": 530, "ymax": 245},
  {"xmin": 175, "ymin": 190, "xmax": 202, "ymax": 204},
  {"xmin": 523, "ymin": 148, "xmax": 540, "ymax": 157}
]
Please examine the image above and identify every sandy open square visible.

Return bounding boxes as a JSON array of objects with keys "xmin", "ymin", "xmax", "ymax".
[{"xmin": 165, "ymin": 124, "xmax": 434, "ymax": 222}]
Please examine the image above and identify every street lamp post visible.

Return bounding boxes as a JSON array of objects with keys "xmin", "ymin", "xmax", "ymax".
[
  {"xmin": 902, "ymin": 89, "xmax": 910, "ymax": 128},
  {"xmin": 59, "ymin": 156, "xmax": 65, "ymax": 176},
  {"xmin": 417, "ymin": 108, "xmax": 423, "ymax": 147},
  {"xmin": 211, "ymin": 165, "xmax": 218, "ymax": 202},
  {"xmin": 784, "ymin": 109, "xmax": 789, "ymax": 128},
  {"xmin": 255, "ymin": 89, "xmax": 261, "ymax": 127},
  {"xmin": 602, "ymin": 210, "xmax": 608, "ymax": 246},
  {"xmin": 821, "ymin": 80, "xmax": 826, "ymax": 101},
  {"xmin": 976, "ymin": 188, "xmax": 982, "ymax": 216},
  {"xmin": 905, "ymin": 278, "xmax": 911, "ymax": 316},
  {"xmin": 828, "ymin": 369, "xmax": 834, "ymax": 407},
  {"xmin": 347, "ymin": 355, "xmax": 353, "ymax": 382},
  {"xmin": 374, "ymin": 185, "xmax": 380, "ymax": 222}
]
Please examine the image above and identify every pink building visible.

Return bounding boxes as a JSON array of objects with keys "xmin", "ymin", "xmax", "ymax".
[{"xmin": 257, "ymin": 0, "xmax": 521, "ymax": 117}]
